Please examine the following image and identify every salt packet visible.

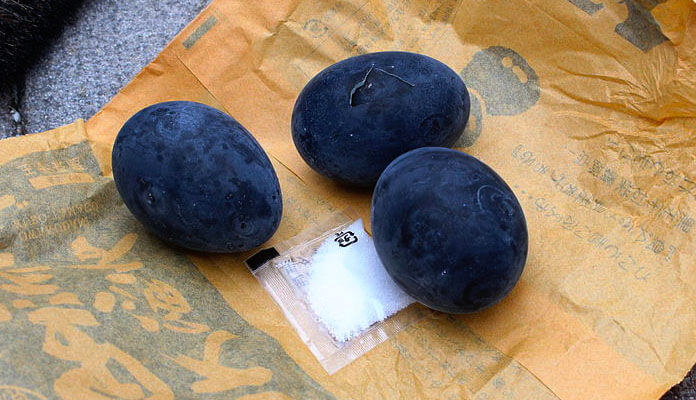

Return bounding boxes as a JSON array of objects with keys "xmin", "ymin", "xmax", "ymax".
[{"xmin": 247, "ymin": 212, "xmax": 428, "ymax": 374}]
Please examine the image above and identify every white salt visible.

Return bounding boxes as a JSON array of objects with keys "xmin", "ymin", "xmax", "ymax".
[{"xmin": 306, "ymin": 219, "xmax": 414, "ymax": 342}]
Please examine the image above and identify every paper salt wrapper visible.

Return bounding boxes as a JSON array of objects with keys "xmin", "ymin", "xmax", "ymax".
[
  {"xmin": 305, "ymin": 219, "xmax": 414, "ymax": 343},
  {"xmin": 1, "ymin": 0, "xmax": 695, "ymax": 399}
]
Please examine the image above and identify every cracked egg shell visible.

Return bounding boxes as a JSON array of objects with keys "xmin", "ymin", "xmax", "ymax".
[
  {"xmin": 371, "ymin": 147, "xmax": 527, "ymax": 313},
  {"xmin": 112, "ymin": 101, "xmax": 282, "ymax": 253},
  {"xmin": 292, "ymin": 51, "xmax": 470, "ymax": 187}
]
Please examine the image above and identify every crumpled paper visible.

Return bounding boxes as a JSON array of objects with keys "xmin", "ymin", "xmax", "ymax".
[{"xmin": 1, "ymin": 0, "xmax": 695, "ymax": 399}]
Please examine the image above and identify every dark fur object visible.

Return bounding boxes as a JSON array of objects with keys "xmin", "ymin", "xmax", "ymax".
[
  {"xmin": 662, "ymin": 365, "xmax": 696, "ymax": 400},
  {"xmin": 0, "ymin": 0, "xmax": 84, "ymax": 84}
]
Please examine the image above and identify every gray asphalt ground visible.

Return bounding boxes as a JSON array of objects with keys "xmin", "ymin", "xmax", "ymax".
[
  {"xmin": 0, "ymin": 1, "xmax": 693, "ymax": 398},
  {"xmin": 0, "ymin": 0, "xmax": 211, "ymax": 137}
]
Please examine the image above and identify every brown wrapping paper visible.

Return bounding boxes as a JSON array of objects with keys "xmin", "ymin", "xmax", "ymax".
[{"xmin": 1, "ymin": 0, "xmax": 695, "ymax": 399}]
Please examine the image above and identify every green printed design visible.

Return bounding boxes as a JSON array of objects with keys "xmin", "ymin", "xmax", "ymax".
[
  {"xmin": 457, "ymin": 46, "xmax": 539, "ymax": 147},
  {"xmin": 567, "ymin": 0, "xmax": 668, "ymax": 52},
  {"xmin": 0, "ymin": 142, "xmax": 333, "ymax": 400},
  {"xmin": 183, "ymin": 15, "xmax": 218, "ymax": 49}
]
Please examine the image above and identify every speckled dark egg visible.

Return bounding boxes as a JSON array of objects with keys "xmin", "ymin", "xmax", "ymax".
[
  {"xmin": 112, "ymin": 101, "xmax": 282, "ymax": 252},
  {"xmin": 292, "ymin": 51, "xmax": 470, "ymax": 187},
  {"xmin": 371, "ymin": 147, "xmax": 527, "ymax": 313}
]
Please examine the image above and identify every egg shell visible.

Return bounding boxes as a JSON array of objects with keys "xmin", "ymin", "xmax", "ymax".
[
  {"xmin": 371, "ymin": 147, "xmax": 527, "ymax": 313},
  {"xmin": 292, "ymin": 51, "xmax": 470, "ymax": 187},
  {"xmin": 112, "ymin": 101, "xmax": 282, "ymax": 253}
]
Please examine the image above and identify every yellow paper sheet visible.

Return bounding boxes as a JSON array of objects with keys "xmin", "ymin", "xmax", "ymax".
[{"xmin": 1, "ymin": 0, "xmax": 695, "ymax": 399}]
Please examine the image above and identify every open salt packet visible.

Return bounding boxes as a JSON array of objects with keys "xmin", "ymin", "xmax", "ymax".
[{"xmin": 246, "ymin": 211, "xmax": 429, "ymax": 374}]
